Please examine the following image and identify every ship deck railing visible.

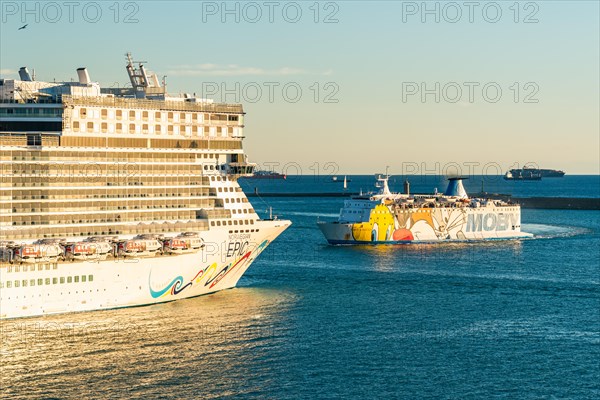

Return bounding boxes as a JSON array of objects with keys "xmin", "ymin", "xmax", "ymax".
[{"xmin": 62, "ymin": 95, "xmax": 244, "ymax": 114}]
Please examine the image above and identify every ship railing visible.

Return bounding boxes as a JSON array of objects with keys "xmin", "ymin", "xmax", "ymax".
[{"xmin": 62, "ymin": 95, "xmax": 244, "ymax": 114}]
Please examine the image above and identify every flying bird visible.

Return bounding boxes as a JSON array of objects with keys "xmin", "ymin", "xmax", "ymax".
[{"xmin": 18, "ymin": 24, "xmax": 28, "ymax": 30}]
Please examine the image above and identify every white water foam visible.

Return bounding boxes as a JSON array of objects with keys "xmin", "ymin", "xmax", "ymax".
[{"xmin": 522, "ymin": 223, "xmax": 589, "ymax": 239}]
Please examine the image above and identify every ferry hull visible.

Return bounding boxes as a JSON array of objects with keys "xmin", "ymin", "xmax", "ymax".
[
  {"xmin": 318, "ymin": 206, "xmax": 531, "ymax": 245},
  {"xmin": 0, "ymin": 220, "xmax": 290, "ymax": 319}
]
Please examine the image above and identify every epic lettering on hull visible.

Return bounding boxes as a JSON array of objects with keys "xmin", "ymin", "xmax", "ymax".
[
  {"xmin": 226, "ymin": 241, "xmax": 249, "ymax": 258},
  {"xmin": 466, "ymin": 213, "xmax": 518, "ymax": 232}
]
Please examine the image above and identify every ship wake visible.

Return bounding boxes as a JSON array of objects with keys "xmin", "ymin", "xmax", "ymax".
[{"xmin": 521, "ymin": 223, "xmax": 590, "ymax": 239}]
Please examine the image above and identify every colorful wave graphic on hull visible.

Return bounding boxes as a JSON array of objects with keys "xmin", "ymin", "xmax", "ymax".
[{"xmin": 149, "ymin": 240, "xmax": 269, "ymax": 299}]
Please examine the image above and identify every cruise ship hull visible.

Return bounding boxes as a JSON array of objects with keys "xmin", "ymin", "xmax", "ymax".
[{"xmin": 0, "ymin": 221, "xmax": 289, "ymax": 319}]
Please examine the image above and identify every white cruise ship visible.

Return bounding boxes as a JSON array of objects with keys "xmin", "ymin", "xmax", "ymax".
[
  {"xmin": 318, "ymin": 174, "xmax": 531, "ymax": 244},
  {"xmin": 0, "ymin": 54, "xmax": 290, "ymax": 319}
]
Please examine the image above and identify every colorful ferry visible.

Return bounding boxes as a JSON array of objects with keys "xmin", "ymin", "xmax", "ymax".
[{"xmin": 318, "ymin": 174, "xmax": 531, "ymax": 244}]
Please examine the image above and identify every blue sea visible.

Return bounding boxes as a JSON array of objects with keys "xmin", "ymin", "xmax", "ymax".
[
  {"xmin": 1, "ymin": 176, "xmax": 599, "ymax": 399},
  {"xmin": 238, "ymin": 174, "xmax": 600, "ymax": 198}
]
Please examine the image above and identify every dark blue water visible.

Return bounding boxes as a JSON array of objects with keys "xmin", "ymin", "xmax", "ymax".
[
  {"xmin": 240, "ymin": 175, "xmax": 600, "ymax": 198},
  {"xmin": 1, "ymin": 192, "xmax": 599, "ymax": 398}
]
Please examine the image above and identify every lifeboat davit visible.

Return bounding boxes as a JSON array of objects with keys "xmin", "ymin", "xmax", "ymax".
[{"xmin": 0, "ymin": 241, "xmax": 16, "ymax": 262}]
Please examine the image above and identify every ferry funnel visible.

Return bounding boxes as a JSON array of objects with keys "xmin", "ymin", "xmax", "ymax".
[
  {"xmin": 18, "ymin": 67, "xmax": 32, "ymax": 81},
  {"xmin": 444, "ymin": 177, "xmax": 468, "ymax": 198},
  {"xmin": 77, "ymin": 67, "xmax": 91, "ymax": 84}
]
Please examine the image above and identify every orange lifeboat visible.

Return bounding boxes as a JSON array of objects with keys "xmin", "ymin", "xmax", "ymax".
[
  {"xmin": 163, "ymin": 233, "xmax": 204, "ymax": 254},
  {"xmin": 117, "ymin": 239, "xmax": 162, "ymax": 258},
  {"xmin": 13, "ymin": 243, "xmax": 63, "ymax": 263}
]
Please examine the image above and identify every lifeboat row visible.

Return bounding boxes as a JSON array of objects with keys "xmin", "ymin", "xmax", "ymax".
[{"xmin": 0, "ymin": 233, "xmax": 205, "ymax": 263}]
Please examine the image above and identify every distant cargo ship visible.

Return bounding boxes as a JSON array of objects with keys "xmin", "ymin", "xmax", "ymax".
[
  {"xmin": 245, "ymin": 170, "xmax": 287, "ymax": 179},
  {"xmin": 538, "ymin": 169, "xmax": 566, "ymax": 177},
  {"xmin": 504, "ymin": 167, "xmax": 565, "ymax": 181}
]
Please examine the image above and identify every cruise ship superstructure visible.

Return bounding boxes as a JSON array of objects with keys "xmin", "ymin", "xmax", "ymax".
[
  {"xmin": 0, "ymin": 54, "xmax": 290, "ymax": 319},
  {"xmin": 318, "ymin": 175, "xmax": 531, "ymax": 244}
]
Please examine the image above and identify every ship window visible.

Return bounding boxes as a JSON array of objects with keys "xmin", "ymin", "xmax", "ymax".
[
  {"xmin": 6, "ymin": 281, "xmax": 11, "ymax": 288},
  {"xmin": 101, "ymin": 109, "xmax": 108, "ymax": 119},
  {"xmin": 60, "ymin": 277, "xmax": 65, "ymax": 284},
  {"xmin": 14, "ymin": 280, "xmax": 20, "ymax": 287},
  {"xmin": 22, "ymin": 280, "xmax": 28, "ymax": 287},
  {"xmin": 82, "ymin": 275, "xmax": 87, "ymax": 282},
  {"xmin": 80, "ymin": 108, "xmax": 87, "ymax": 118},
  {"xmin": 67, "ymin": 276, "xmax": 72, "ymax": 283},
  {"xmin": 168, "ymin": 125, "xmax": 174, "ymax": 135},
  {"xmin": 155, "ymin": 112, "xmax": 161, "ymax": 121},
  {"xmin": 30, "ymin": 279, "xmax": 35, "ymax": 286},
  {"xmin": 180, "ymin": 113, "xmax": 186, "ymax": 121},
  {"xmin": 129, "ymin": 110, "xmax": 136, "ymax": 119},
  {"xmin": 52, "ymin": 278, "xmax": 58, "ymax": 284},
  {"xmin": 88, "ymin": 275, "xmax": 93, "ymax": 282},
  {"xmin": 38, "ymin": 278, "xmax": 43, "ymax": 285},
  {"xmin": 45, "ymin": 278, "xmax": 50, "ymax": 285},
  {"xmin": 87, "ymin": 122, "xmax": 94, "ymax": 131},
  {"xmin": 72, "ymin": 121, "xmax": 80, "ymax": 132},
  {"xmin": 168, "ymin": 112, "xmax": 173, "ymax": 121},
  {"xmin": 101, "ymin": 122, "xmax": 108, "ymax": 133},
  {"xmin": 155, "ymin": 125, "xmax": 162, "ymax": 134},
  {"xmin": 129, "ymin": 123, "xmax": 136, "ymax": 133},
  {"xmin": 116, "ymin": 110, "xmax": 122, "ymax": 120},
  {"xmin": 27, "ymin": 134, "xmax": 41, "ymax": 146},
  {"xmin": 116, "ymin": 123, "xmax": 123, "ymax": 133},
  {"xmin": 142, "ymin": 124, "xmax": 149, "ymax": 134},
  {"xmin": 142, "ymin": 111, "xmax": 148, "ymax": 120},
  {"xmin": 74, "ymin": 276, "xmax": 79, "ymax": 283},
  {"xmin": 204, "ymin": 126, "xmax": 210, "ymax": 134}
]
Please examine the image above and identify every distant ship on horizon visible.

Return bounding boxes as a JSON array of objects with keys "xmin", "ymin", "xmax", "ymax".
[
  {"xmin": 244, "ymin": 170, "xmax": 287, "ymax": 180},
  {"xmin": 504, "ymin": 167, "xmax": 565, "ymax": 181}
]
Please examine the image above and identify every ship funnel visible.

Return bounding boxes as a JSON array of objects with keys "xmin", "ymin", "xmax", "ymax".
[
  {"xmin": 150, "ymin": 73, "xmax": 161, "ymax": 87},
  {"xmin": 444, "ymin": 177, "xmax": 468, "ymax": 198},
  {"xmin": 18, "ymin": 67, "xmax": 32, "ymax": 81},
  {"xmin": 77, "ymin": 67, "xmax": 91, "ymax": 84}
]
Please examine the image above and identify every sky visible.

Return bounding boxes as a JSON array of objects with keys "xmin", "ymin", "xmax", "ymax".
[{"xmin": 1, "ymin": 0, "xmax": 598, "ymax": 175}]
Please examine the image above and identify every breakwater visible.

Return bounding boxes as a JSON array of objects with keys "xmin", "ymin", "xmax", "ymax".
[{"xmin": 247, "ymin": 191, "xmax": 600, "ymax": 210}]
